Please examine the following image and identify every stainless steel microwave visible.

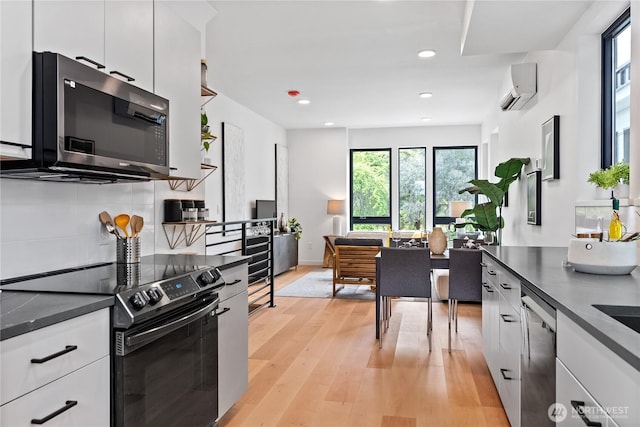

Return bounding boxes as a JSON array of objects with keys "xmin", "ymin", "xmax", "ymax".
[{"xmin": 0, "ymin": 52, "xmax": 170, "ymax": 183}]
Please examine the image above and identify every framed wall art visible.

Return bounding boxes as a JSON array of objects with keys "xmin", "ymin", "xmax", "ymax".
[
  {"xmin": 527, "ymin": 170, "xmax": 541, "ymax": 225},
  {"xmin": 541, "ymin": 115, "xmax": 560, "ymax": 180}
]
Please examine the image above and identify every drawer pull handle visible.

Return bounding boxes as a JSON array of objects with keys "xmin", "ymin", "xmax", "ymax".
[
  {"xmin": 109, "ymin": 70, "xmax": 135, "ymax": 82},
  {"xmin": 500, "ymin": 314, "xmax": 515, "ymax": 323},
  {"xmin": 570, "ymin": 400, "xmax": 602, "ymax": 427},
  {"xmin": 224, "ymin": 279, "xmax": 242, "ymax": 286},
  {"xmin": 499, "ymin": 368, "xmax": 513, "ymax": 380},
  {"xmin": 500, "ymin": 283, "xmax": 512, "ymax": 290},
  {"xmin": 31, "ymin": 400, "xmax": 78, "ymax": 424},
  {"xmin": 215, "ymin": 307, "xmax": 231, "ymax": 316},
  {"xmin": 480, "ymin": 262, "xmax": 487, "ymax": 267},
  {"xmin": 75, "ymin": 56, "xmax": 104, "ymax": 69},
  {"xmin": 31, "ymin": 345, "xmax": 78, "ymax": 364},
  {"xmin": 487, "ymin": 270, "xmax": 496, "ymax": 276}
]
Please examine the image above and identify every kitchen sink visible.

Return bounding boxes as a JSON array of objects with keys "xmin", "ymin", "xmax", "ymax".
[{"xmin": 593, "ymin": 304, "xmax": 640, "ymax": 334}]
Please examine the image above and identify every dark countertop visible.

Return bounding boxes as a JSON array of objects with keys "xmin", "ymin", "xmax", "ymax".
[
  {"xmin": 0, "ymin": 254, "xmax": 250, "ymax": 341},
  {"xmin": 482, "ymin": 246, "xmax": 640, "ymax": 371},
  {"xmin": 0, "ymin": 291, "xmax": 114, "ymax": 341}
]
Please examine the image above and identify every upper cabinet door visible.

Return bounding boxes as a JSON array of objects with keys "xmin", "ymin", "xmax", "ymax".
[
  {"xmin": 105, "ymin": 0, "xmax": 154, "ymax": 92},
  {"xmin": 33, "ymin": 0, "xmax": 105, "ymax": 67},
  {"xmin": 0, "ymin": 0, "xmax": 32, "ymax": 157},
  {"xmin": 155, "ymin": 2, "xmax": 202, "ymax": 179}
]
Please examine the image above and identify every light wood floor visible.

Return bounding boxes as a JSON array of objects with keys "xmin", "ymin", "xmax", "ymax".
[{"xmin": 219, "ymin": 265, "xmax": 509, "ymax": 427}]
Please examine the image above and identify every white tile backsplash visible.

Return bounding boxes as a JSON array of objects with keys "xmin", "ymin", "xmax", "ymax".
[{"xmin": 0, "ymin": 180, "xmax": 156, "ymax": 279}]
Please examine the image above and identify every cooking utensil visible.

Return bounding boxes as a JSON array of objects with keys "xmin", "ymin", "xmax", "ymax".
[
  {"xmin": 131, "ymin": 215, "xmax": 144, "ymax": 237},
  {"xmin": 98, "ymin": 211, "xmax": 120, "ymax": 239},
  {"xmin": 115, "ymin": 214, "xmax": 131, "ymax": 238}
]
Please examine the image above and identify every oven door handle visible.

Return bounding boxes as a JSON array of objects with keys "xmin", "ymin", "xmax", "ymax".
[{"xmin": 126, "ymin": 299, "xmax": 218, "ymax": 348}]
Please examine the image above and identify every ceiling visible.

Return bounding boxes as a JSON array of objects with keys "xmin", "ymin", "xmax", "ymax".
[{"xmin": 206, "ymin": 1, "xmax": 592, "ymax": 130}]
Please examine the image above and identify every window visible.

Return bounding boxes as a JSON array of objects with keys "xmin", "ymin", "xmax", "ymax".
[
  {"xmin": 398, "ymin": 148, "xmax": 426, "ymax": 230},
  {"xmin": 433, "ymin": 146, "xmax": 477, "ymax": 225},
  {"xmin": 602, "ymin": 9, "xmax": 630, "ymax": 167},
  {"xmin": 350, "ymin": 149, "xmax": 391, "ymax": 230}
]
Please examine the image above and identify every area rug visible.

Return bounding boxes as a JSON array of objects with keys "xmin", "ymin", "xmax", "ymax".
[{"xmin": 275, "ymin": 269, "xmax": 376, "ymax": 300}]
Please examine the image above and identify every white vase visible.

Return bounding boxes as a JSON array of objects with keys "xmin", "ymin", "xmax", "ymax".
[
  {"xmin": 595, "ymin": 187, "xmax": 613, "ymax": 200},
  {"xmin": 614, "ymin": 183, "xmax": 629, "ymax": 199}
]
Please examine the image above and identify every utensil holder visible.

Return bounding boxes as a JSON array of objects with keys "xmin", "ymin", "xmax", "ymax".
[
  {"xmin": 117, "ymin": 262, "xmax": 141, "ymax": 286},
  {"xmin": 117, "ymin": 237, "xmax": 140, "ymax": 264}
]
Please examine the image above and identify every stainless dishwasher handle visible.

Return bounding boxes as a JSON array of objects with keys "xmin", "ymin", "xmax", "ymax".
[{"xmin": 126, "ymin": 299, "xmax": 218, "ymax": 348}]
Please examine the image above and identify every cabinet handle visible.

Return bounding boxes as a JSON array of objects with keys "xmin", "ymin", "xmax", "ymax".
[
  {"xmin": 31, "ymin": 400, "xmax": 78, "ymax": 424},
  {"xmin": 570, "ymin": 400, "xmax": 602, "ymax": 427},
  {"xmin": 109, "ymin": 70, "xmax": 135, "ymax": 82},
  {"xmin": 224, "ymin": 279, "xmax": 242, "ymax": 286},
  {"xmin": 75, "ymin": 56, "xmax": 105, "ymax": 69},
  {"xmin": 500, "ymin": 283, "xmax": 513, "ymax": 290},
  {"xmin": 30, "ymin": 345, "xmax": 78, "ymax": 364},
  {"xmin": 482, "ymin": 283, "xmax": 495, "ymax": 293},
  {"xmin": 480, "ymin": 262, "xmax": 487, "ymax": 267},
  {"xmin": 487, "ymin": 270, "xmax": 496, "ymax": 276},
  {"xmin": 500, "ymin": 314, "xmax": 515, "ymax": 323},
  {"xmin": 499, "ymin": 368, "xmax": 513, "ymax": 380},
  {"xmin": 215, "ymin": 307, "xmax": 231, "ymax": 316}
]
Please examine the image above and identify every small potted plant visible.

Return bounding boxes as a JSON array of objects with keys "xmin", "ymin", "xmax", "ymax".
[
  {"xmin": 288, "ymin": 217, "xmax": 302, "ymax": 240},
  {"xmin": 201, "ymin": 111, "xmax": 216, "ymax": 164},
  {"xmin": 587, "ymin": 161, "xmax": 629, "ymax": 199}
]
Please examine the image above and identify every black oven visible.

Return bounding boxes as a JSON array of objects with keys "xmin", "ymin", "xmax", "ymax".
[{"xmin": 113, "ymin": 292, "xmax": 219, "ymax": 427}]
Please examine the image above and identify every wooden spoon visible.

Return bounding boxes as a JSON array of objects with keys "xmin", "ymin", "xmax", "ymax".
[
  {"xmin": 98, "ymin": 211, "xmax": 120, "ymax": 238},
  {"xmin": 114, "ymin": 214, "xmax": 131, "ymax": 238},
  {"xmin": 131, "ymin": 215, "xmax": 144, "ymax": 237}
]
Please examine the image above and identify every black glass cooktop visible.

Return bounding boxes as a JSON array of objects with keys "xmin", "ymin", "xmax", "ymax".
[{"xmin": 0, "ymin": 254, "xmax": 215, "ymax": 295}]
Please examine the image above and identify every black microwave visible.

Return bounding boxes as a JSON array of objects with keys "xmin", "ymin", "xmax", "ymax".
[{"xmin": 0, "ymin": 52, "xmax": 170, "ymax": 183}]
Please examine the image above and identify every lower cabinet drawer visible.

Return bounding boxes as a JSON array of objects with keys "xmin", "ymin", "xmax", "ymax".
[
  {"xmin": 1, "ymin": 309, "xmax": 109, "ymax": 405},
  {"xmin": 0, "ymin": 356, "xmax": 110, "ymax": 427},
  {"xmin": 556, "ymin": 358, "xmax": 619, "ymax": 427}
]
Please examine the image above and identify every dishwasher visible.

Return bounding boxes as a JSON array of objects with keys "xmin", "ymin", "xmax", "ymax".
[{"xmin": 521, "ymin": 282, "xmax": 557, "ymax": 427}]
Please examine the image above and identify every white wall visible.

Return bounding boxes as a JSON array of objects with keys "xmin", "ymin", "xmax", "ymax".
[
  {"xmin": 480, "ymin": 1, "xmax": 631, "ymax": 247},
  {"xmin": 203, "ymin": 92, "xmax": 287, "ymax": 222},
  {"xmin": 288, "ymin": 128, "xmax": 348, "ymax": 265}
]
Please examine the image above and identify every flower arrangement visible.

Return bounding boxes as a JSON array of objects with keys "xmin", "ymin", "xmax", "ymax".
[{"xmin": 288, "ymin": 217, "xmax": 302, "ymax": 240}]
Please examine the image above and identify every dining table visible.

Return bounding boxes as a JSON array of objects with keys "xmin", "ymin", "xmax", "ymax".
[{"xmin": 375, "ymin": 249, "xmax": 450, "ymax": 340}]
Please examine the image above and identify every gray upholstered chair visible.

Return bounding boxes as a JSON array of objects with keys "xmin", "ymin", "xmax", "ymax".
[
  {"xmin": 446, "ymin": 248, "xmax": 482, "ymax": 352},
  {"xmin": 378, "ymin": 247, "xmax": 432, "ymax": 351}
]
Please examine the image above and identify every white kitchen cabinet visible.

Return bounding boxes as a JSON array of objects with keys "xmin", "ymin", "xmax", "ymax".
[
  {"xmin": 0, "ymin": 357, "xmax": 110, "ymax": 427},
  {"xmin": 557, "ymin": 311, "xmax": 639, "ymax": 426},
  {"xmin": 0, "ymin": 309, "xmax": 109, "ymax": 426},
  {"xmin": 481, "ymin": 254, "xmax": 521, "ymax": 427},
  {"xmin": 34, "ymin": 0, "xmax": 153, "ymax": 92},
  {"xmin": 217, "ymin": 263, "xmax": 249, "ymax": 418},
  {"xmin": 105, "ymin": 0, "xmax": 154, "ymax": 92},
  {"xmin": 556, "ymin": 358, "xmax": 619, "ymax": 427},
  {"xmin": 0, "ymin": 0, "xmax": 32, "ymax": 158},
  {"xmin": 34, "ymin": 0, "xmax": 104, "ymax": 66},
  {"xmin": 154, "ymin": 2, "xmax": 202, "ymax": 180}
]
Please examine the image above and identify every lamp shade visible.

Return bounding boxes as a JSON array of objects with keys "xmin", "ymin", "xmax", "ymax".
[
  {"xmin": 449, "ymin": 200, "xmax": 472, "ymax": 218},
  {"xmin": 327, "ymin": 199, "xmax": 345, "ymax": 215}
]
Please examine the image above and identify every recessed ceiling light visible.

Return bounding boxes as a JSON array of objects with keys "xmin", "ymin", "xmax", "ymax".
[
  {"xmin": 419, "ymin": 92, "xmax": 433, "ymax": 99},
  {"xmin": 297, "ymin": 99, "xmax": 310, "ymax": 105},
  {"xmin": 421, "ymin": 117, "xmax": 432, "ymax": 122},
  {"xmin": 418, "ymin": 49, "xmax": 436, "ymax": 58},
  {"xmin": 324, "ymin": 122, "xmax": 335, "ymax": 126}
]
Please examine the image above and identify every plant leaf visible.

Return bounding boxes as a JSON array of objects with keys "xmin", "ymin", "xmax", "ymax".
[
  {"xmin": 495, "ymin": 157, "xmax": 530, "ymax": 179},
  {"xmin": 469, "ymin": 179, "xmax": 504, "ymax": 206},
  {"xmin": 472, "ymin": 202, "xmax": 501, "ymax": 231}
]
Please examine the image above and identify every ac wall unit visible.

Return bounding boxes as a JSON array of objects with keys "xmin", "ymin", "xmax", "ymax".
[{"xmin": 499, "ymin": 63, "xmax": 537, "ymax": 111}]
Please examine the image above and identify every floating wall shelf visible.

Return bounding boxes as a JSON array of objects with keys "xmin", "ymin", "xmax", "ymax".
[
  {"xmin": 162, "ymin": 220, "xmax": 218, "ymax": 249},
  {"xmin": 201, "ymin": 86, "xmax": 217, "ymax": 107},
  {"xmin": 166, "ymin": 163, "xmax": 217, "ymax": 191}
]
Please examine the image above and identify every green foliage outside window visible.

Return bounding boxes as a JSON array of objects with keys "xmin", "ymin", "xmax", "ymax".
[
  {"xmin": 434, "ymin": 148, "xmax": 476, "ymax": 217},
  {"xmin": 351, "ymin": 151, "xmax": 390, "ymax": 218}
]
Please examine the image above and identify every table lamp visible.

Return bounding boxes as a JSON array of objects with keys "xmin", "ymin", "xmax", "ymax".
[
  {"xmin": 449, "ymin": 200, "xmax": 472, "ymax": 220},
  {"xmin": 327, "ymin": 199, "xmax": 345, "ymax": 236}
]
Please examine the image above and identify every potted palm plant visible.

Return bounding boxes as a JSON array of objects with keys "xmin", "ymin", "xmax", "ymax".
[{"xmin": 456, "ymin": 157, "xmax": 531, "ymax": 245}]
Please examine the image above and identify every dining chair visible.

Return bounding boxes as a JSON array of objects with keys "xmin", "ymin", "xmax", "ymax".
[
  {"xmin": 446, "ymin": 248, "xmax": 483, "ymax": 353},
  {"xmin": 378, "ymin": 247, "xmax": 432, "ymax": 350}
]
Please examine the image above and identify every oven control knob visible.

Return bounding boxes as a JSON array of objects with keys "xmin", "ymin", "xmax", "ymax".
[
  {"xmin": 197, "ymin": 270, "xmax": 216, "ymax": 287},
  {"xmin": 129, "ymin": 292, "xmax": 147, "ymax": 310},
  {"xmin": 146, "ymin": 287, "xmax": 163, "ymax": 305}
]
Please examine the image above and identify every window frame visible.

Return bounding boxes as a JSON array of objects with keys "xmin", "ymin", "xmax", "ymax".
[
  {"xmin": 432, "ymin": 146, "xmax": 478, "ymax": 226},
  {"xmin": 349, "ymin": 148, "xmax": 392, "ymax": 230},
  {"xmin": 601, "ymin": 8, "xmax": 630, "ymax": 168}
]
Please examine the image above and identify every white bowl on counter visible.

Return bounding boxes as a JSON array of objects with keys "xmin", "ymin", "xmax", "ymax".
[{"xmin": 567, "ymin": 239, "xmax": 638, "ymax": 275}]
